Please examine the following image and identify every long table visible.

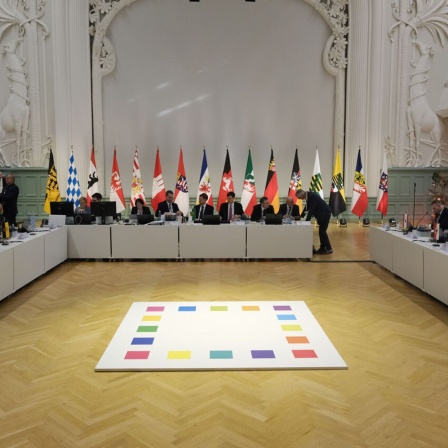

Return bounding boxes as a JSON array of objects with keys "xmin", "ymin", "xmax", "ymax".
[
  {"xmin": 0, "ymin": 227, "xmax": 67, "ymax": 301},
  {"xmin": 112, "ymin": 225, "xmax": 179, "ymax": 259},
  {"xmin": 369, "ymin": 226, "xmax": 448, "ymax": 305},
  {"xmin": 1, "ymin": 223, "xmax": 312, "ymax": 301},
  {"xmin": 179, "ymin": 224, "xmax": 247, "ymax": 258},
  {"xmin": 67, "ymin": 222, "xmax": 313, "ymax": 260}
]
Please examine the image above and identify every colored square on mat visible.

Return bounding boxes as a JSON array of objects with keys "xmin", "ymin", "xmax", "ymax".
[
  {"xmin": 168, "ymin": 351, "xmax": 191, "ymax": 359},
  {"xmin": 146, "ymin": 306, "xmax": 165, "ymax": 312},
  {"xmin": 137, "ymin": 326, "xmax": 158, "ymax": 333},
  {"xmin": 179, "ymin": 306, "xmax": 196, "ymax": 312},
  {"xmin": 242, "ymin": 306, "xmax": 260, "ymax": 311},
  {"xmin": 251, "ymin": 350, "xmax": 275, "ymax": 359},
  {"xmin": 142, "ymin": 315, "xmax": 162, "ymax": 321},
  {"xmin": 211, "ymin": 306, "xmax": 228, "ymax": 311},
  {"xmin": 292, "ymin": 350, "xmax": 318, "ymax": 359},
  {"xmin": 131, "ymin": 337, "xmax": 154, "ymax": 345},
  {"xmin": 273, "ymin": 305, "xmax": 292, "ymax": 311},
  {"xmin": 281, "ymin": 324, "xmax": 302, "ymax": 331},
  {"xmin": 125, "ymin": 351, "xmax": 150, "ymax": 360},
  {"xmin": 286, "ymin": 336, "xmax": 309, "ymax": 344},
  {"xmin": 277, "ymin": 314, "xmax": 297, "ymax": 321},
  {"xmin": 210, "ymin": 350, "xmax": 233, "ymax": 359}
]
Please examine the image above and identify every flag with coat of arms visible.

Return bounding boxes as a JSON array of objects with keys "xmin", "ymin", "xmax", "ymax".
[
  {"xmin": 110, "ymin": 147, "xmax": 126, "ymax": 213},
  {"xmin": 329, "ymin": 147, "xmax": 346, "ymax": 217},
  {"xmin": 217, "ymin": 148, "xmax": 234, "ymax": 210},
  {"xmin": 351, "ymin": 148, "xmax": 368, "ymax": 217},
  {"xmin": 288, "ymin": 147, "xmax": 302, "ymax": 213},
  {"xmin": 43, "ymin": 148, "xmax": 62, "ymax": 214},
  {"xmin": 264, "ymin": 148, "xmax": 280, "ymax": 213},
  {"xmin": 174, "ymin": 147, "xmax": 190, "ymax": 215},
  {"xmin": 241, "ymin": 149, "xmax": 257, "ymax": 216},
  {"xmin": 196, "ymin": 148, "xmax": 213, "ymax": 206},
  {"xmin": 151, "ymin": 147, "xmax": 166, "ymax": 212},
  {"xmin": 309, "ymin": 148, "xmax": 324, "ymax": 199},
  {"xmin": 376, "ymin": 152, "xmax": 388, "ymax": 217},
  {"xmin": 86, "ymin": 146, "xmax": 99, "ymax": 206},
  {"xmin": 130, "ymin": 147, "xmax": 146, "ymax": 207}
]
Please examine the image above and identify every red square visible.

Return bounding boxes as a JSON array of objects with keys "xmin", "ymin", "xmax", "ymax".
[
  {"xmin": 125, "ymin": 351, "xmax": 150, "ymax": 360},
  {"xmin": 292, "ymin": 350, "xmax": 317, "ymax": 359}
]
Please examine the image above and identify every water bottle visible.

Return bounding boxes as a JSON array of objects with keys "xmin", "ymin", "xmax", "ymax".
[
  {"xmin": 10, "ymin": 224, "xmax": 17, "ymax": 238},
  {"xmin": 30, "ymin": 215, "xmax": 36, "ymax": 230},
  {"xmin": 157, "ymin": 210, "xmax": 161, "ymax": 221}
]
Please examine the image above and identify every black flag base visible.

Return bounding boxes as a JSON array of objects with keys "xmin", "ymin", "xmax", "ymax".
[{"xmin": 338, "ymin": 218, "xmax": 347, "ymax": 227}]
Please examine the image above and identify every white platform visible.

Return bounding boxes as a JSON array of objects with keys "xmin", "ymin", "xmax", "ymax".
[{"xmin": 96, "ymin": 301, "xmax": 347, "ymax": 371}]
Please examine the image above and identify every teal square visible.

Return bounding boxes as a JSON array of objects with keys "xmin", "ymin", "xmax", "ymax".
[{"xmin": 210, "ymin": 350, "xmax": 233, "ymax": 359}]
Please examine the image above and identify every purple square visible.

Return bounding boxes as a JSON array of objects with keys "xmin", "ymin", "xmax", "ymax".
[
  {"xmin": 251, "ymin": 350, "xmax": 275, "ymax": 359},
  {"xmin": 273, "ymin": 305, "xmax": 292, "ymax": 311}
]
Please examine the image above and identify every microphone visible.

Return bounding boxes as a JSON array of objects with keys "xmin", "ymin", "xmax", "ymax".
[
  {"xmin": 405, "ymin": 211, "xmax": 429, "ymax": 234},
  {"xmin": 412, "ymin": 182, "xmax": 417, "ymax": 226},
  {"xmin": 414, "ymin": 211, "xmax": 429, "ymax": 229}
]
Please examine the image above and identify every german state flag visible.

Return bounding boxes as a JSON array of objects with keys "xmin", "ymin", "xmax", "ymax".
[
  {"xmin": 217, "ymin": 148, "xmax": 234, "ymax": 211},
  {"xmin": 287, "ymin": 147, "xmax": 302, "ymax": 213},
  {"xmin": 43, "ymin": 149, "xmax": 61, "ymax": 214},
  {"xmin": 264, "ymin": 148, "xmax": 280, "ymax": 213},
  {"xmin": 329, "ymin": 148, "xmax": 346, "ymax": 217}
]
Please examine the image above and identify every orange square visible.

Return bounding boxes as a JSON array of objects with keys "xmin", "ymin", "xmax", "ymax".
[{"xmin": 286, "ymin": 336, "xmax": 309, "ymax": 344}]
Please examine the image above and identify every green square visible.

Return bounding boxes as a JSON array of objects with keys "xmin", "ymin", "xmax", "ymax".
[
  {"xmin": 137, "ymin": 326, "xmax": 158, "ymax": 332},
  {"xmin": 210, "ymin": 306, "xmax": 228, "ymax": 311}
]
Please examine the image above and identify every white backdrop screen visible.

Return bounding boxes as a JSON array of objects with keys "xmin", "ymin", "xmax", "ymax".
[{"xmin": 102, "ymin": 0, "xmax": 335, "ymax": 200}]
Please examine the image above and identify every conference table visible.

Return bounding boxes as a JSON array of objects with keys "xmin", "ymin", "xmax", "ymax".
[
  {"xmin": 369, "ymin": 226, "xmax": 448, "ymax": 305},
  {"xmin": 0, "ymin": 227, "xmax": 67, "ymax": 301},
  {"xmin": 1, "ymin": 222, "xmax": 313, "ymax": 301},
  {"xmin": 67, "ymin": 221, "xmax": 314, "ymax": 260}
]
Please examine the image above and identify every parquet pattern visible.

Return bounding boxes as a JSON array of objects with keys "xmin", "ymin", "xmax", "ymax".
[{"xmin": 1, "ymin": 224, "xmax": 447, "ymax": 447}]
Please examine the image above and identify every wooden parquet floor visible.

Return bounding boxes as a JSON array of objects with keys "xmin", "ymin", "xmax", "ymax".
[{"xmin": 1, "ymin": 223, "xmax": 447, "ymax": 448}]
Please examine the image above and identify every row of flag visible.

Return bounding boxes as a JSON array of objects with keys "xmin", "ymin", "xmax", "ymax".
[{"xmin": 43, "ymin": 146, "xmax": 389, "ymax": 218}]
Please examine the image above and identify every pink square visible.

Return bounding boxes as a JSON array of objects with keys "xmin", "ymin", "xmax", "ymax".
[
  {"xmin": 292, "ymin": 350, "xmax": 318, "ymax": 359},
  {"xmin": 125, "ymin": 351, "xmax": 150, "ymax": 360},
  {"xmin": 146, "ymin": 306, "xmax": 165, "ymax": 312}
]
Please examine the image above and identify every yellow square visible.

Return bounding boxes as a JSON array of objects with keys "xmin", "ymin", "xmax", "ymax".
[
  {"xmin": 281, "ymin": 324, "xmax": 302, "ymax": 331},
  {"xmin": 168, "ymin": 351, "xmax": 192, "ymax": 359},
  {"xmin": 142, "ymin": 315, "xmax": 162, "ymax": 321}
]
